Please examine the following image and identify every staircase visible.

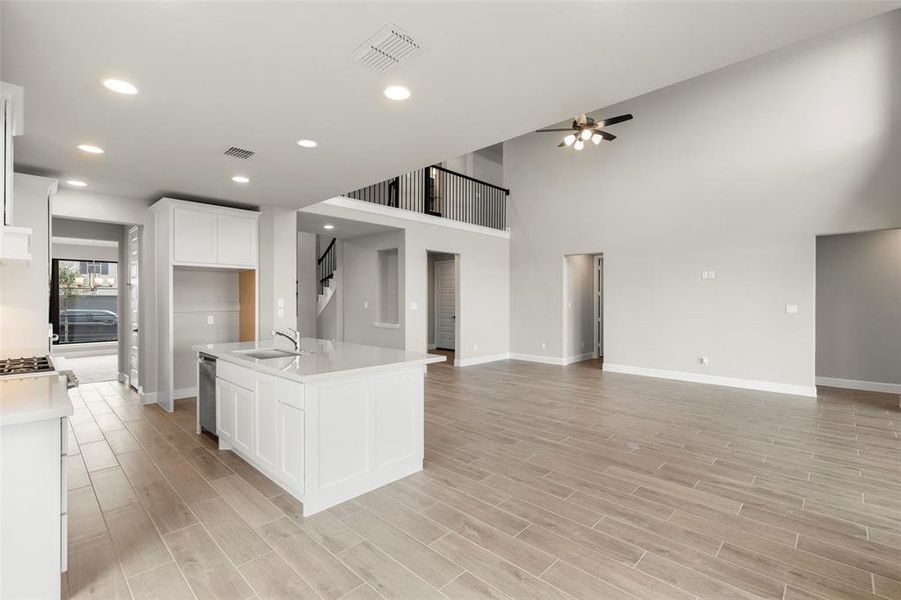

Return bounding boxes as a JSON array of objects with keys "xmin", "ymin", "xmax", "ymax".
[
  {"xmin": 317, "ymin": 272, "xmax": 337, "ymax": 316},
  {"xmin": 317, "ymin": 237, "xmax": 337, "ymax": 316}
]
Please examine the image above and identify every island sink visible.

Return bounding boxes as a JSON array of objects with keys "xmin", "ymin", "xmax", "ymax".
[{"xmin": 232, "ymin": 348, "xmax": 306, "ymax": 360}]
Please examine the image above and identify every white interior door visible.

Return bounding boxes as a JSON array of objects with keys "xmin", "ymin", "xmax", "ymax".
[
  {"xmin": 435, "ymin": 260, "xmax": 455, "ymax": 350},
  {"xmin": 128, "ymin": 226, "xmax": 140, "ymax": 389}
]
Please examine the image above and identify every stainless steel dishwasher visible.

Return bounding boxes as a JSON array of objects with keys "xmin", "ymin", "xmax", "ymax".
[{"xmin": 198, "ymin": 353, "xmax": 217, "ymax": 435}]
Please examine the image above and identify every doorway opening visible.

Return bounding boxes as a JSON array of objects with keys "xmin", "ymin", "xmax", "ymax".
[
  {"xmin": 427, "ymin": 251, "xmax": 458, "ymax": 365},
  {"xmin": 563, "ymin": 253, "xmax": 603, "ymax": 367},
  {"xmin": 49, "ymin": 217, "xmax": 142, "ymax": 387}
]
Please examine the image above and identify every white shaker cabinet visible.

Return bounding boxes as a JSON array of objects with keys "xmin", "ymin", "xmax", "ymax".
[
  {"xmin": 253, "ymin": 374, "xmax": 278, "ymax": 474},
  {"xmin": 216, "ymin": 213, "xmax": 258, "ymax": 267},
  {"xmin": 170, "ymin": 205, "xmax": 257, "ymax": 268},
  {"xmin": 215, "ymin": 379, "xmax": 237, "ymax": 444},
  {"xmin": 277, "ymin": 402, "xmax": 305, "ymax": 496},
  {"xmin": 172, "ymin": 206, "xmax": 217, "ymax": 264}
]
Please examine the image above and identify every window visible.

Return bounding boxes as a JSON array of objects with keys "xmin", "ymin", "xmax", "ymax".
[
  {"xmin": 377, "ymin": 248, "xmax": 399, "ymax": 325},
  {"xmin": 50, "ymin": 259, "xmax": 119, "ymax": 344}
]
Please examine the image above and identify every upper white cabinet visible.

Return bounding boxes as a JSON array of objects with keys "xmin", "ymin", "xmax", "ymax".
[
  {"xmin": 165, "ymin": 201, "xmax": 258, "ymax": 268},
  {"xmin": 172, "ymin": 207, "xmax": 217, "ymax": 264}
]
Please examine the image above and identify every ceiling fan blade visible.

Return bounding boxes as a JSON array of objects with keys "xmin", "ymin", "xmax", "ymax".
[
  {"xmin": 536, "ymin": 128, "xmax": 575, "ymax": 132},
  {"xmin": 557, "ymin": 141, "xmax": 566, "ymax": 147},
  {"xmin": 596, "ymin": 113, "xmax": 633, "ymax": 127},
  {"xmin": 594, "ymin": 130, "xmax": 617, "ymax": 141}
]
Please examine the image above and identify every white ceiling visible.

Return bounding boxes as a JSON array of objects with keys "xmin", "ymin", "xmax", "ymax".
[
  {"xmin": 3, "ymin": 2, "xmax": 897, "ymax": 209},
  {"xmin": 297, "ymin": 211, "xmax": 399, "ymax": 240}
]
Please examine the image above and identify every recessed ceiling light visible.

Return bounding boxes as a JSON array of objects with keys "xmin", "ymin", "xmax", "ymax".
[
  {"xmin": 383, "ymin": 85, "xmax": 411, "ymax": 101},
  {"xmin": 323, "ymin": 224, "xmax": 334, "ymax": 230},
  {"xmin": 66, "ymin": 180, "xmax": 87, "ymax": 187},
  {"xmin": 231, "ymin": 175, "xmax": 250, "ymax": 183},
  {"xmin": 296, "ymin": 139, "xmax": 318, "ymax": 148},
  {"xmin": 102, "ymin": 78, "xmax": 138, "ymax": 95},
  {"xmin": 77, "ymin": 144, "xmax": 104, "ymax": 154}
]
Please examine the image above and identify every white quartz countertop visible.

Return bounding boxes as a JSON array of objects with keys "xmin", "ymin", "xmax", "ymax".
[
  {"xmin": 0, "ymin": 375, "xmax": 74, "ymax": 427},
  {"xmin": 192, "ymin": 338, "xmax": 446, "ymax": 383}
]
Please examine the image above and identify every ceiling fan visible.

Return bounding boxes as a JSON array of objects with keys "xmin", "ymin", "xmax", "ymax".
[{"xmin": 536, "ymin": 112, "xmax": 633, "ymax": 150}]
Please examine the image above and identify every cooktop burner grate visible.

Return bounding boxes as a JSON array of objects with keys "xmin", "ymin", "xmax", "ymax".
[{"xmin": 0, "ymin": 356, "xmax": 54, "ymax": 376}]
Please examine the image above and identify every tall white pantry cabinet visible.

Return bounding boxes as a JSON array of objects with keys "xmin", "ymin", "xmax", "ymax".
[{"xmin": 150, "ymin": 198, "xmax": 259, "ymax": 411}]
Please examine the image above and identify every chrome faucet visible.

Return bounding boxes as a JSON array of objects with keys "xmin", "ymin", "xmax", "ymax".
[{"xmin": 271, "ymin": 328, "xmax": 301, "ymax": 351}]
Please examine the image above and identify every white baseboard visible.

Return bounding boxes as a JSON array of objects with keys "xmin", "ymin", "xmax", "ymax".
[
  {"xmin": 117, "ymin": 372, "xmax": 129, "ymax": 385},
  {"xmin": 52, "ymin": 341, "xmax": 118, "ymax": 358},
  {"xmin": 603, "ymin": 363, "xmax": 817, "ymax": 398},
  {"xmin": 454, "ymin": 353, "xmax": 510, "ymax": 367},
  {"xmin": 173, "ymin": 386, "xmax": 198, "ymax": 401},
  {"xmin": 564, "ymin": 353, "xmax": 595, "ymax": 365},
  {"xmin": 815, "ymin": 377, "xmax": 901, "ymax": 395},
  {"xmin": 139, "ymin": 391, "xmax": 157, "ymax": 405},
  {"xmin": 509, "ymin": 353, "xmax": 566, "ymax": 366}
]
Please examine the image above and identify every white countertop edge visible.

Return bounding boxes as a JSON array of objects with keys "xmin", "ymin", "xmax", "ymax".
[
  {"xmin": 191, "ymin": 339, "xmax": 446, "ymax": 384},
  {"xmin": 0, "ymin": 376, "xmax": 74, "ymax": 427},
  {"xmin": 211, "ymin": 352, "xmax": 444, "ymax": 384}
]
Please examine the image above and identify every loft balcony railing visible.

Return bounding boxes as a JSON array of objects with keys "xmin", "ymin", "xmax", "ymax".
[{"xmin": 346, "ymin": 165, "xmax": 509, "ymax": 231}]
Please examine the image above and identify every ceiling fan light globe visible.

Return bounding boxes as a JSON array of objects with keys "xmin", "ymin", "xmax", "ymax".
[
  {"xmin": 574, "ymin": 139, "xmax": 584, "ymax": 151},
  {"xmin": 580, "ymin": 129, "xmax": 592, "ymax": 141},
  {"xmin": 563, "ymin": 134, "xmax": 576, "ymax": 146},
  {"xmin": 591, "ymin": 134, "xmax": 602, "ymax": 145}
]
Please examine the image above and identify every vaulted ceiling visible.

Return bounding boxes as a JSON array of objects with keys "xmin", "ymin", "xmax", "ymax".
[{"xmin": 2, "ymin": 2, "xmax": 897, "ymax": 208}]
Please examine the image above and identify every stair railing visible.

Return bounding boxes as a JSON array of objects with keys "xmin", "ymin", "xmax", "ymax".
[{"xmin": 317, "ymin": 237, "xmax": 337, "ymax": 295}]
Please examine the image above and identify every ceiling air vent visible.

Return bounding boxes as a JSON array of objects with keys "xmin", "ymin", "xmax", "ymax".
[
  {"xmin": 352, "ymin": 24, "xmax": 424, "ymax": 73},
  {"xmin": 223, "ymin": 146, "xmax": 255, "ymax": 160}
]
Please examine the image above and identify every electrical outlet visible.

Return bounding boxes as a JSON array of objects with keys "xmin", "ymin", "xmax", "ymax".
[
  {"xmin": 541, "ymin": 341, "xmax": 547, "ymax": 350},
  {"xmin": 410, "ymin": 302, "xmax": 419, "ymax": 311},
  {"xmin": 785, "ymin": 304, "xmax": 799, "ymax": 314},
  {"xmin": 473, "ymin": 344, "xmax": 478, "ymax": 351},
  {"xmin": 363, "ymin": 300, "xmax": 368, "ymax": 309},
  {"xmin": 698, "ymin": 356, "xmax": 709, "ymax": 366},
  {"xmin": 207, "ymin": 315, "xmax": 214, "ymax": 325}
]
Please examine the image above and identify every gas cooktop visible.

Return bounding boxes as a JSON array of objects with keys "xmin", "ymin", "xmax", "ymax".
[{"xmin": 0, "ymin": 355, "xmax": 55, "ymax": 377}]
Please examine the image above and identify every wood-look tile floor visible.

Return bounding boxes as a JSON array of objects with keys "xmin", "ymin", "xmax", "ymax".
[{"xmin": 63, "ymin": 359, "xmax": 901, "ymax": 600}]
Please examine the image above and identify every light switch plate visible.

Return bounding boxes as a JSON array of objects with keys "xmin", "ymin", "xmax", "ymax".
[
  {"xmin": 207, "ymin": 315, "xmax": 214, "ymax": 325},
  {"xmin": 410, "ymin": 302, "xmax": 419, "ymax": 310},
  {"xmin": 786, "ymin": 304, "xmax": 799, "ymax": 314},
  {"xmin": 363, "ymin": 300, "xmax": 368, "ymax": 309},
  {"xmin": 277, "ymin": 298, "xmax": 284, "ymax": 309}
]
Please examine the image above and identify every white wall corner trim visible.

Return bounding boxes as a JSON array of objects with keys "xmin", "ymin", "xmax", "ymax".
[
  {"xmin": 603, "ymin": 363, "xmax": 817, "ymax": 398},
  {"xmin": 815, "ymin": 377, "xmax": 901, "ymax": 395},
  {"xmin": 173, "ymin": 386, "xmax": 198, "ymax": 401},
  {"xmin": 454, "ymin": 353, "xmax": 511, "ymax": 367},
  {"xmin": 509, "ymin": 353, "xmax": 566, "ymax": 366},
  {"xmin": 326, "ymin": 196, "xmax": 511, "ymax": 239},
  {"xmin": 564, "ymin": 353, "xmax": 595, "ymax": 365}
]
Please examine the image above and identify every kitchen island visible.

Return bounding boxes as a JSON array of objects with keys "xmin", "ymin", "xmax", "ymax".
[{"xmin": 193, "ymin": 338, "xmax": 445, "ymax": 515}]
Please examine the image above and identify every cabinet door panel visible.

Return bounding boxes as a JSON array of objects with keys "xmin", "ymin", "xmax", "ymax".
[
  {"xmin": 172, "ymin": 207, "xmax": 217, "ymax": 264},
  {"xmin": 253, "ymin": 375, "xmax": 278, "ymax": 473},
  {"xmin": 233, "ymin": 385, "xmax": 254, "ymax": 456},
  {"xmin": 277, "ymin": 403, "xmax": 304, "ymax": 496},
  {"xmin": 217, "ymin": 214, "xmax": 256, "ymax": 267},
  {"xmin": 216, "ymin": 379, "xmax": 235, "ymax": 443}
]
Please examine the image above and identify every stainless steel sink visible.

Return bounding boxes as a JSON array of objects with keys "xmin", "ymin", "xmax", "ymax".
[{"xmin": 233, "ymin": 348, "xmax": 303, "ymax": 360}]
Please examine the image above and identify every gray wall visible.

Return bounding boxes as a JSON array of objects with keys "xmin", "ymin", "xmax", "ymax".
[
  {"xmin": 504, "ymin": 12, "xmax": 901, "ymax": 391},
  {"xmin": 303, "ymin": 199, "xmax": 510, "ymax": 363},
  {"xmin": 341, "ymin": 230, "xmax": 406, "ymax": 349},
  {"xmin": 816, "ymin": 229, "xmax": 901, "ymax": 386},
  {"xmin": 172, "ymin": 268, "xmax": 239, "ymax": 392},
  {"xmin": 564, "ymin": 254, "xmax": 595, "ymax": 360},
  {"xmin": 297, "ymin": 231, "xmax": 318, "ymax": 338}
]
